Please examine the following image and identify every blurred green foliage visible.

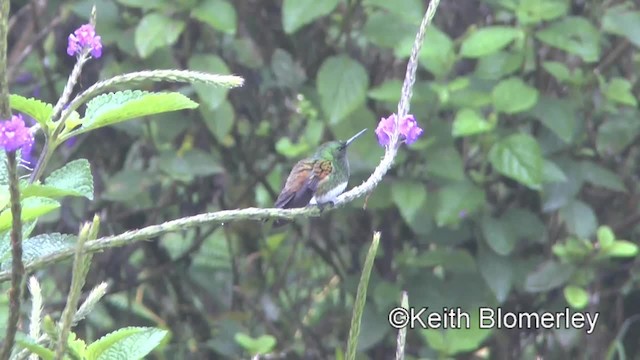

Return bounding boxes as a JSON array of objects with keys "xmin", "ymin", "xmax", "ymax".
[{"xmin": 3, "ymin": 0, "xmax": 640, "ymax": 358}]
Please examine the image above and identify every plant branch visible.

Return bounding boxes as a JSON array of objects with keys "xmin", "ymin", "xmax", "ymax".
[
  {"xmin": 1, "ymin": 152, "xmax": 24, "ymax": 360},
  {"xmin": 53, "ymin": 217, "xmax": 96, "ymax": 359}
]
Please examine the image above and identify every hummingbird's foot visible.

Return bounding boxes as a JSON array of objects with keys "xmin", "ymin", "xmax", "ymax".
[{"xmin": 317, "ymin": 201, "xmax": 334, "ymax": 213}]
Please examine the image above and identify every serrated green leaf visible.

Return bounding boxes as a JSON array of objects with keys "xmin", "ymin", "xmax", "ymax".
[
  {"xmin": 391, "ymin": 180, "xmax": 427, "ymax": 224},
  {"xmin": 317, "ymin": 56, "xmax": 369, "ymax": 124},
  {"xmin": 157, "ymin": 149, "xmax": 224, "ymax": 182},
  {"xmin": 492, "ymin": 77, "xmax": 539, "ymax": 114},
  {"xmin": 564, "ymin": 285, "xmax": 589, "ymax": 309},
  {"xmin": 363, "ymin": 11, "xmax": 416, "ymax": 50},
  {"xmin": 475, "ymin": 50, "xmax": 523, "ymax": 80},
  {"xmin": 542, "ymin": 159, "xmax": 568, "ymax": 182},
  {"xmin": 1, "ymin": 233, "xmax": 74, "ymax": 270},
  {"xmin": 0, "ymin": 221, "xmax": 37, "ymax": 263},
  {"xmin": 9, "ymin": 94, "xmax": 53, "ymax": 127},
  {"xmin": 596, "ymin": 112, "xmax": 640, "ymax": 155},
  {"xmin": 188, "ymin": 54, "xmax": 231, "ymax": 110},
  {"xmin": 529, "ymin": 96, "xmax": 576, "ymax": 143},
  {"xmin": 282, "ymin": 0, "xmax": 340, "ymax": 34},
  {"xmin": 516, "ymin": 0, "xmax": 569, "ymax": 24},
  {"xmin": 579, "ymin": 161, "xmax": 626, "ymax": 192},
  {"xmin": 135, "ymin": 12, "xmax": 185, "ymax": 58},
  {"xmin": 0, "ymin": 197, "xmax": 60, "ymax": 233},
  {"xmin": 201, "ymin": 100, "xmax": 235, "ymax": 143},
  {"xmin": 460, "ymin": 26, "xmax": 522, "ymax": 58},
  {"xmin": 525, "ymin": 261, "xmax": 574, "ymax": 292},
  {"xmin": 604, "ymin": 77, "xmax": 637, "ymax": 107},
  {"xmin": 477, "ymin": 246, "xmax": 513, "ymax": 303},
  {"xmin": 16, "ymin": 337, "xmax": 55, "ymax": 360},
  {"xmin": 535, "ymin": 17, "xmax": 600, "ymax": 63},
  {"xmin": 435, "ymin": 182, "xmax": 485, "ymax": 227},
  {"xmin": 605, "ymin": 240, "xmax": 639, "ymax": 258},
  {"xmin": 116, "ymin": 0, "xmax": 164, "ymax": 9},
  {"xmin": 363, "ymin": 0, "xmax": 424, "ymax": 24},
  {"xmin": 23, "ymin": 159, "xmax": 94, "ymax": 200},
  {"xmin": 234, "ymin": 333, "xmax": 277, "ymax": 355},
  {"xmin": 560, "ymin": 200, "xmax": 597, "ymax": 239},
  {"xmin": 70, "ymin": 90, "xmax": 198, "ymax": 138},
  {"xmin": 597, "ymin": 226, "xmax": 615, "ymax": 250},
  {"xmin": 602, "ymin": 5, "xmax": 640, "ymax": 48},
  {"xmin": 489, "ymin": 134, "xmax": 543, "ymax": 190},
  {"xmin": 86, "ymin": 326, "xmax": 168, "ymax": 360},
  {"xmin": 368, "ymin": 80, "xmax": 403, "ymax": 102},
  {"xmin": 452, "ymin": 108, "xmax": 494, "ymax": 137},
  {"xmin": 482, "ymin": 215, "xmax": 516, "ymax": 255},
  {"xmin": 426, "ymin": 146, "xmax": 465, "ymax": 181},
  {"xmin": 542, "ymin": 61, "xmax": 570, "ymax": 82},
  {"xmin": 191, "ymin": 0, "xmax": 236, "ymax": 35}
]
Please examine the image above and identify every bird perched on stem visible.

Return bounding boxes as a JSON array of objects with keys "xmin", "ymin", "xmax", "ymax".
[{"xmin": 272, "ymin": 129, "xmax": 367, "ymax": 226}]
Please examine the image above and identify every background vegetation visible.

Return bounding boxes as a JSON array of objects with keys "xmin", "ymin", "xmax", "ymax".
[{"xmin": 2, "ymin": 0, "xmax": 640, "ymax": 358}]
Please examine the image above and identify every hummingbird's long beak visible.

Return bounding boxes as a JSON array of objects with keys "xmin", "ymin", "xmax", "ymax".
[{"xmin": 345, "ymin": 128, "xmax": 367, "ymax": 147}]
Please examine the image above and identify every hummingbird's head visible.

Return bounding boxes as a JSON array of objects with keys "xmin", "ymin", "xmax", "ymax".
[{"xmin": 314, "ymin": 129, "xmax": 367, "ymax": 160}]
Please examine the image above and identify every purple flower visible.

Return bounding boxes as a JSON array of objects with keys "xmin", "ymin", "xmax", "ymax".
[
  {"xmin": 67, "ymin": 24, "xmax": 102, "ymax": 58},
  {"xmin": 375, "ymin": 113, "xmax": 424, "ymax": 147},
  {"xmin": 0, "ymin": 114, "xmax": 35, "ymax": 154}
]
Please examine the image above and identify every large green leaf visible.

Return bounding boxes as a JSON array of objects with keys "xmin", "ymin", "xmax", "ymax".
[
  {"xmin": 535, "ymin": 16, "xmax": 600, "ymax": 63},
  {"xmin": 391, "ymin": 180, "xmax": 427, "ymax": 225},
  {"xmin": 201, "ymin": 100, "xmax": 235, "ymax": 143},
  {"xmin": 477, "ymin": 246, "xmax": 513, "ymax": 303},
  {"xmin": 1, "ymin": 233, "xmax": 74, "ymax": 270},
  {"xmin": 135, "ymin": 12, "xmax": 185, "ymax": 58},
  {"xmin": 86, "ymin": 327, "xmax": 168, "ymax": 360},
  {"xmin": 516, "ymin": 0, "xmax": 569, "ymax": 24},
  {"xmin": 23, "ymin": 159, "xmax": 94, "ymax": 200},
  {"xmin": 9, "ymin": 94, "xmax": 53, "ymax": 127},
  {"xmin": 70, "ymin": 90, "xmax": 198, "ymax": 138},
  {"xmin": 282, "ymin": 0, "xmax": 340, "ymax": 34},
  {"xmin": 190, "ymin": 0, "xmax": 236, "ymax": 35},
  {"xmin": 603, "ymin": 78, "xmax": 637, "ymax": 107},
  {"xmin": 564, "ymin": 285, "xmax": 589, "ymax": 309},
  {"xmin": 452, "ymin": 108, "xmax": 494, "ymax": 137},
  {"xmin": 363, "ymin": 0, "xmax": 423, "ymax": 23},
  {"xmin": 489, "ymin": 134, "xmax": 543, "ymax": 190},
  {"xmin": 0, "ymin": 221, "xmax": 37, "ymax": 263},
  {"xmin": 435, "ymin": 182, "xmax": 485, "ymax": 227},
  {"xmin": 0, "ymin": 197, "xmax": 60, "ymax": 233},
  {"xmin": 492, "ymin": 77, "xmax": 539, "ymax": 114},
  {"xmin": 188, "ymin": 54, "xmax": 231, "ymax": 110},
  {"xmin": 316, "ymin": 56, "xmax": 369, "ymax": 124},
  {"xmin": 426, "ymin": 146, "xmax": 465, "ymax": 181},
  {"xmin": 524, "ymin": 260, "xmax": 574, "ymax": 292},
  {"xmin": 602, "ymin": 4, "xmax": 640, "ymax": 48},
  {"xmin": 596, "ymin": 112, "xmax": 640, "ymax": 155},
  {"xmin": 579, "ymin": 161, "xmax": 626, "ymax": 192},
  {"xmin": 460, "ymin": 26, "xmax": 522, "ymax": 58},
  {"xmin": 529, "ymin": 96, "xmax": 576, "ymax": 143},
  {"xmin": 234, "ymin": 333, "xmax": 277, "ymax": 356},
  {"xmin": 16, "ymin": 337, "xmax": 54, "ymax": 360},
  {"xmin": 560, "ymin": 200, "xmax": 597, "ymax": 239},
  {"xmin": 481, "ymin": 215, "xmax": 516, "ymax": 255}
]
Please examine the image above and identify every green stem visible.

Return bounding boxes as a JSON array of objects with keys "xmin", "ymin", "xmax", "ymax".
[
  {"xmin": 345, "ymin": 232, "xmax": 380, "ymax": 360},
  {"xmin": 0, "ymin": 152, "xmax": 24, "ymax": 360},
  {"xmin": 54, "ymin": 217, "xmax": 98, "ymax": 360},
  {"xmin": 0, "ymin": 1, "xmax": 23, "ymax": 359}
]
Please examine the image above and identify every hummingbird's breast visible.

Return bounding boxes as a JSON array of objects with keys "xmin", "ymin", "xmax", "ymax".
[{"xmin": 310, "ymin": 180, "xmax": 348, "ymax": 205}]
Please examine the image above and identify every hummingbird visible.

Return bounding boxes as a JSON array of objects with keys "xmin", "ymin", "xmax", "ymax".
[{"xmin": 272, "ymin": 129, "xmax": 367, "ymax": 225}]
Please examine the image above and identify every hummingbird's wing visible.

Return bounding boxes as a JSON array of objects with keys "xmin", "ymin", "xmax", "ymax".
[{"xmin": 274, "ymin": 160, "xmax": 330, "ymax": 209}]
